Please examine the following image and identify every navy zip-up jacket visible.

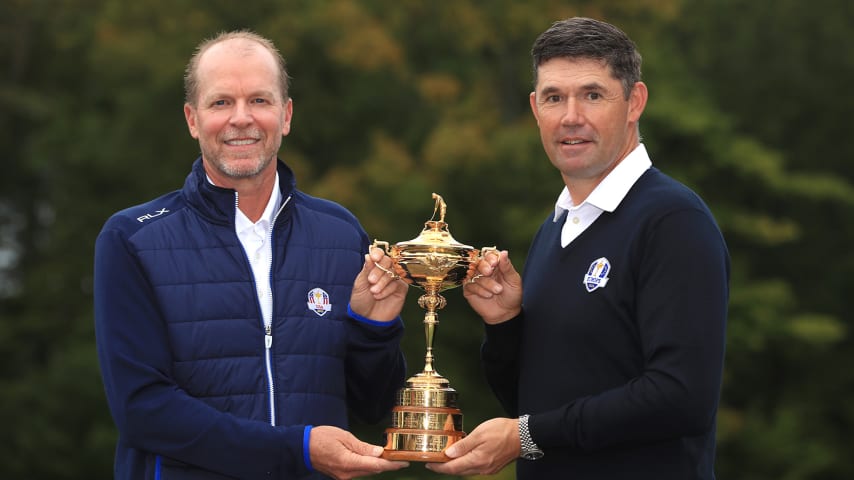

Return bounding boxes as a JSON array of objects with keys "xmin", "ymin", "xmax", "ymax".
[{"xmin": 94, "ymin": 158, "xmax": 406, "ymax": 479}]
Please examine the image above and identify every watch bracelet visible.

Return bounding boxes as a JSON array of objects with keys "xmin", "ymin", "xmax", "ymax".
[{"xmin": 518, "ymin": 414, "xmax": 541, "ymax": 455}]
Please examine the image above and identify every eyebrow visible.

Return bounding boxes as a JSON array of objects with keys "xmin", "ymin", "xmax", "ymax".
[
  {"xmin": 202, "ymin": 89, "xmax": 279, "ymax": 101},
  {"xmin": 249, "ymin": 89, "xmax": 279, "ymax": 99},
  {"xmin": 538, "ymin": 85, "xmax": 561, "ymax": 97},
  {"xmin": 538, "ymin": 81, "xmax": 607, "ymax": 97}
]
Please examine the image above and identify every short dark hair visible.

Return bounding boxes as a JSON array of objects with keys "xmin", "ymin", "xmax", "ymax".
[
  {"xmin": 531, "ymin": 17, "xmax": 642, "ymax": 99},
  {"xmin": 184, "ymin": 30, "xmax": 291, "ymax": 106}
]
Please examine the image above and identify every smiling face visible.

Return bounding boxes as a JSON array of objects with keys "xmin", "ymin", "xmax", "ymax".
[
  {"xmin": 183, "ymin": 39, "xmax": 293, "ymax": 186},
  {"xmin": 530, "ymin": 57, "xmax": 647, "ymax": 203}
]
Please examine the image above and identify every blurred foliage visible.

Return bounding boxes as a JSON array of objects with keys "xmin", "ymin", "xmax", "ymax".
[{"xmin": 1, "ymin": 0, "xmax": 852, "ymax": 478}]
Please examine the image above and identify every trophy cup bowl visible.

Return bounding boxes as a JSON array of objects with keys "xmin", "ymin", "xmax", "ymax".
[{"xmin": 372, "ymin": 193, "xmax": 495, "ymax": 462}]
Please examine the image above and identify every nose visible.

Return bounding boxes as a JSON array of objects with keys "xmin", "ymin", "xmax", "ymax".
[
  {"xmin": 561, "ymin": 98, "xmax": 583, "ymax": 126},
  {"xmin": 230, "ymin": 101, "xmax": 254, "ymax": 127}
]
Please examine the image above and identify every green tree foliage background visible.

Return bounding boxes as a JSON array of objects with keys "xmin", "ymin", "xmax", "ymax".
[{"xmin": 1, "ymin": 0, "xmax": 852, "ymax": 478}]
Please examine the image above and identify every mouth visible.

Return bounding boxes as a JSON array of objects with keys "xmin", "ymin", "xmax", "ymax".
[
  {"xmin": 560, "ymin": 138, "xmax": 587, "ymax": 146},
  {"xmin": 224, "ymin": 138, "xmax": 260, "ymax": 146}
]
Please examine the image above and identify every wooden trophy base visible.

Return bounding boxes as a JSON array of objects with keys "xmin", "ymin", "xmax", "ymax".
[
  {"xmin": 381, "ymin": 448, "xmax": 452, "ymax": 463},
  {"xmin": 380, "ymin": 382, "xmax": 466, "ymax": 463},
  {"xmin": 381, "ymin": 426, "xmax": 465, "ymax": 462}
]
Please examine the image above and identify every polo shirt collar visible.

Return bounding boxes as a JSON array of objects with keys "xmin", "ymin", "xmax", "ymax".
[
  {"xmin": 206, "ymin": 172, "xmax": 282, "ymax": 233},
  {"xmin": 553, "ymin": 143, "xmax": 652, "ymax": 221}
]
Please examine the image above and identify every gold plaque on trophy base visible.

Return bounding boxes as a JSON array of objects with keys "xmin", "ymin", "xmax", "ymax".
[
  {"xmin": 373, "ymin": 193, "xmax": 494, "ymax": 462},
  {"xmin": 381, "ymin": 374, "xmax": 465, "ymax": 462}
]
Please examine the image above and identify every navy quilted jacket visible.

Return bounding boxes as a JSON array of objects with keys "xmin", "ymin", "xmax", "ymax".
[{"xmin": 94, "ymin": 158, "xmax": 406, "ymax": 479}]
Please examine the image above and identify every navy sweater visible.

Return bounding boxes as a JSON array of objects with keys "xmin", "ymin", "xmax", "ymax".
[{"xmin": 483, "ymin": 168, "xmax": 729, "ymax": 479}]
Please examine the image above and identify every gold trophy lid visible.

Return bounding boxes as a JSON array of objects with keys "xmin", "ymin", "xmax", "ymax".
[{"xmin": 395, "ymin": 193, "xmax": 473, "ymax": 251}]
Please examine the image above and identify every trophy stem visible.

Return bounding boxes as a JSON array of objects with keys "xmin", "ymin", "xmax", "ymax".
[
  {"xmin": 424, "ymin": 310, "xmax": 437, "ymax": 374},
  {"xmin": 417, "ymin": 286, "xmax": 446, "ymax": 377}
]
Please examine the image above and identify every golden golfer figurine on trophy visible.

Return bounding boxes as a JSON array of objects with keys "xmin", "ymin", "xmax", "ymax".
[{"xmin": 372, "ymin": 193, "xmax": 495, "ymax": 462}]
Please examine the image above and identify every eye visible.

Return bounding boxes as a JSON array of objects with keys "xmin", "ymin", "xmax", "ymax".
[
  {"xmin": 586, "ymin": 92, "xmax": 602, "ymax": 101},
  {"xmin": 545, "ymin": 94, "xmax": 562, "ymax": 104},
  {"xmin": 251, "ymin": 98, "xmax": 268, "ymax": 104},
  {"xmin": 212, "ymin": 100, "xmax": 227, "ymax": 106}
]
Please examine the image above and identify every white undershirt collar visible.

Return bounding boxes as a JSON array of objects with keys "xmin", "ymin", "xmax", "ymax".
[
  {"xmin": 553, "ymin": 143, "xmax": 652, "ymax": 247},
  {"xmin": 207, "ymin": 172, "xmax": 281, "ymax": 327}
]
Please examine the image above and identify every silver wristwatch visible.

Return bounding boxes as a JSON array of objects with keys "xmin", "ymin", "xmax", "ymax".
[{"xmin": 518, "ymin": 414, "xmax": 544, "ymax": 460}]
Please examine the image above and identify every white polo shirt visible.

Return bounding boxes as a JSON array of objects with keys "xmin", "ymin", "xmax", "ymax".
[
  {"xmin": 208, "ymin": 173, "xmax": 282, "ymax": 326},
  {"xmin": 235, "ymin": 174, "xmax": 281, "ymax": 326},
  {"xmin": 554, "ymin": 144, "xmax": 652, "ymax": 247}
]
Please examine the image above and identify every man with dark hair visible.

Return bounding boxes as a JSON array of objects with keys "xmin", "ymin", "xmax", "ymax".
[
  {"xmin": 95, "ymin": 30, "xmax": 410, "ymax": 479},
  {"xmin": 428, "ymin": 17, "xmax": 729, "ymax": 479}
]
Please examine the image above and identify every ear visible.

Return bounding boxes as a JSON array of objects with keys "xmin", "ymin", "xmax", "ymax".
[
  {"xmin": 184, "ymin": 103, "xmax": 199, "ymax": 139},
  {"xmin": 528, "ymin": 91, "xmax": 540, "ymax": 126},
  {"xmin": 281, "ymin": 98, "xmax": 294, "ymax": 137},
  {"xmin": 627, "ymin": 81, "xmax": 648, "ymax": 123}
]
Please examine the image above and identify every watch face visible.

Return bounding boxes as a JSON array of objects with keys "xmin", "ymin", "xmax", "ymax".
[{"xmin": 523, "ymin": 450, "xmax": 544, "ymax": 461}]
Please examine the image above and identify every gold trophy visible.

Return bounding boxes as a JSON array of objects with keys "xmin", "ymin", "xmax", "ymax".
[{"xmin": 372, "ymin": 193, "xmax": 495, "ymax": 462}]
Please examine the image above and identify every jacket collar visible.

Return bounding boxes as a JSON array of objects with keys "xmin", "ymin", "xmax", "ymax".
[{"xmin": 183, "ymin": 157, "xmax": 297, "ymax": 226}]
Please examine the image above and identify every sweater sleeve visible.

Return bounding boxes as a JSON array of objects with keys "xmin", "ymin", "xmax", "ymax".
[
  {"xmin": 94, "ymin": 225, "xmax": 311, "ymax": 478},
  {"xmin": 531, "ymin": 207, "xmax": 730, "ymax": 451},
  {"xmin": 481, "ymin": 315, "xmax": 523, "ymax": 416}
]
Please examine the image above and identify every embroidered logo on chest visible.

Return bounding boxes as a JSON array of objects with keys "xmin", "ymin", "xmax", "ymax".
[
  {"xmin": 583, "ymin": 257, "xmax": 611, "ymax": 292},
  {"xmin": 307, "ymin": 288, "xmax": 332, "ymax": 316}
]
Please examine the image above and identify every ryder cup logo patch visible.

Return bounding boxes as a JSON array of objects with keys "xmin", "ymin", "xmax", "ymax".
[
  {"xmin": 307, "ymin": 288, "xmax": 332, "ymax": 316},
  {"xmin": 583, "ymin": 257, "xmax": 611, "ymax": 292}
]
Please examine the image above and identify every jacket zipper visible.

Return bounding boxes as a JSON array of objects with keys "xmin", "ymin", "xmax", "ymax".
[
  {"xmin": 264, "ymin": 193, "xmax": 291, "ymax": 426},
  {"xmin": 234, "ymin": 191, "xmax": 292, "ymax": 427}
]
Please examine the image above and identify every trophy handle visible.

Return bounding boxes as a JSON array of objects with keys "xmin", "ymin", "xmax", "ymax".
[
  {"xmin": 370, "ymin": 240, "xmax": 406, "ymax": 281},
  {"xmin": 372, "ymin": 239, "xmax": 390, "ymax": 253},
  {"xmin": 464, "ymin": 247, "xmax": 498, "ymax": 285}
]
